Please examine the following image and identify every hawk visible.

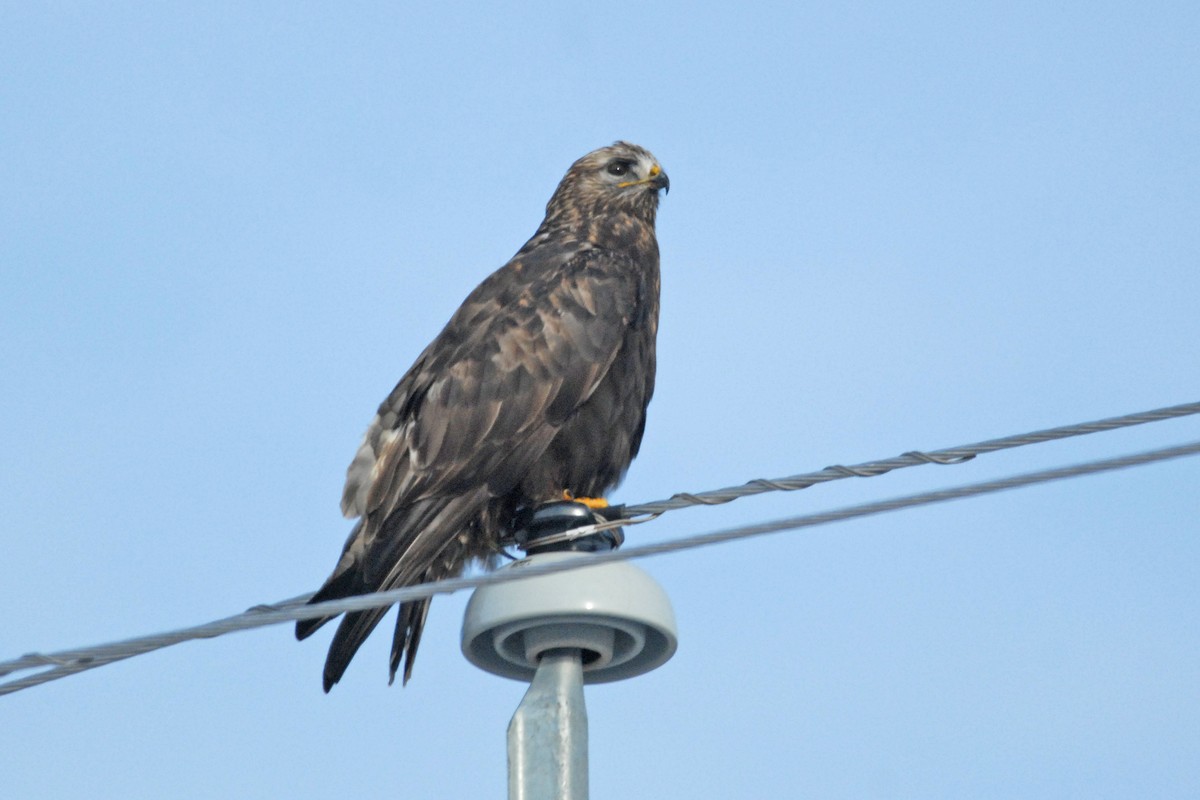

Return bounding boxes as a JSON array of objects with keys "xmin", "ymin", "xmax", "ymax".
[{"xmin": 296, "ymin": 142, "xmax": 669, "ymax": 691}]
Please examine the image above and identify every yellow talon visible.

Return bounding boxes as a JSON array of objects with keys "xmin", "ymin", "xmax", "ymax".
[{"xmin": 561, "ymin": 490, "xmax": 609, "ymax": 509}]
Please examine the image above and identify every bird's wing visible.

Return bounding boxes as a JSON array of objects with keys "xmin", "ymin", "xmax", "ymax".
[
  {"xmin": 299, "ymin": 248, "xmax": 645, "ymax": 686},
  {"xmin": 347, "ymin": 246, "xmax": 640, "ymax": 530}
]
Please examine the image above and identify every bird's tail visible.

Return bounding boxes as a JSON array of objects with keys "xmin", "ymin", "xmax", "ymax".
[
  {"xmin": 297, "ymin": 575, "xmax": 438, "ymax": 693},
  {"xmin": 296, "ymin": 493, "xmax": 494, "ymax": 692},
  {"xmin": 294, "ymin": 534, "xmax": 402, "ymax": 692}
]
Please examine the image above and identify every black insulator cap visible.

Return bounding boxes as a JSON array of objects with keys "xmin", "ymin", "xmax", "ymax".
[{"xmin": 512, "ymin": 501, "xmax": 624, "ymax": 554}]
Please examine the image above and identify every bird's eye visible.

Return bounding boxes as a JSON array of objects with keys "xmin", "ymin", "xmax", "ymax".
[{"xmin": 607, "ymin": 160, "xmax": 632, "ymax": 177}]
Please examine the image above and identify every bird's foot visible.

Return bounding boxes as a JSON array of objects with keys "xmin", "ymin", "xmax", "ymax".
[{"xmin": 561, "ymin": 490, "xmax": 609, "ymax": 509}]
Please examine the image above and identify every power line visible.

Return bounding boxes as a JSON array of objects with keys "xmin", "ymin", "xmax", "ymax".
[
  {"xmin": 620, "ymin": 400, "xmax": 1200, "ymax": 517},
  {"xmin": 3, "ymin": 436, "xmax": 1198, "ymax": 697}
]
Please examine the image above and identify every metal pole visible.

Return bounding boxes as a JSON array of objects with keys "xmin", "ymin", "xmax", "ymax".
[{"xmin": 507, "ymin": 647, "xmax": 588, "ymax": 800}]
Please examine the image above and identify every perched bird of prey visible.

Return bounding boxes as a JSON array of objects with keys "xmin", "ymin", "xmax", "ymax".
[{"xmin": 296, "ymin": 142, "xmax": 669, "ymax": 691}]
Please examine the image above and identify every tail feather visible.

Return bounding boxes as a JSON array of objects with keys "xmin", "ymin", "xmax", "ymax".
[
  {"xmin": 293, "ymin": 564, "xmax": 391, "ymax": 692},
  {"xmin": 294, "ymin": 616, "xmax": 329, "ymax": 641},
  {"xmin": 298, "ymin": 490, "xmax": 501, "ymax": 691},
  {"xmin": 294, "ymin": 566, "xmax": 364, "ymax": 642},
  {"xmin": 296, "ymin": 518, "xmax": 372, "ymax": 643},
  {"xmin": 389, "ymin": 599, "xmax": 432, "ymax": 686},
  {"xmin": 321, "ymin": 604, "xmax": 394, "ymax": 692}
]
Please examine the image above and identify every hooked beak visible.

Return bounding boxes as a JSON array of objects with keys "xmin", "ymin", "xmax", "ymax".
[
  {"xmin": 652, "ymin": 167, "xmax": 672, "ymax": 194},
  {"xmin": 619, "ymin": 164, "xmax": 670, "ymax": 194},
  {"xmin": 648, "ymin": 164, "xmax": 670, "ymax": 194}
]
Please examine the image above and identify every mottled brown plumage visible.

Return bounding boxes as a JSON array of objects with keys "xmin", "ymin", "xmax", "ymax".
[{"xmin": 296, "ymin": 142, "xmax": 668, "ymax": 691}]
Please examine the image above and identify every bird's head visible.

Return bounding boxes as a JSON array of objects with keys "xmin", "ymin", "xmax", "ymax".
[{"xmin": 544, "ymin": 142, "xmax": 669, "ymax": 229}]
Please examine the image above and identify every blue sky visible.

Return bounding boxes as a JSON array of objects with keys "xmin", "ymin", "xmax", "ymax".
[{"xmin": 3, "ymin": 2, "xmax": 1198, "ymax": 797}]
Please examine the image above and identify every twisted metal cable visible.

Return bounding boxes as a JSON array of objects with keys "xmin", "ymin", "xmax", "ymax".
[
  {"xmin": 619, "ymin": 401, "xmax": 1200, "ymax": 517},
  {"xmin": 3, "ymin": 436, "xmax": 1198, "ymax": 697}
]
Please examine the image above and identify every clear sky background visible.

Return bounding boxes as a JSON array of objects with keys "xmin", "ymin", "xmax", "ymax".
[{"xmin": 3, "ymin": 3, "xmax": 1198, "ymax": 798}]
